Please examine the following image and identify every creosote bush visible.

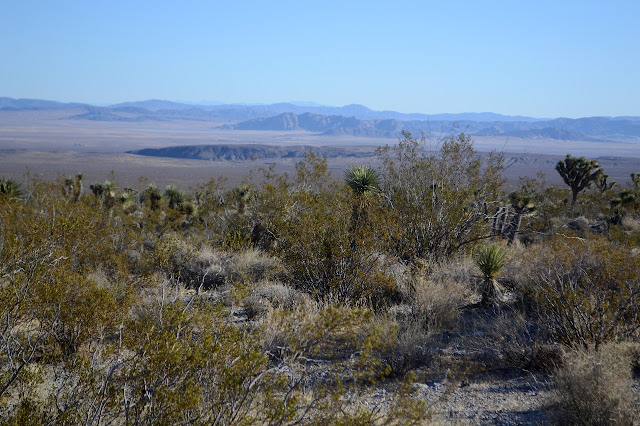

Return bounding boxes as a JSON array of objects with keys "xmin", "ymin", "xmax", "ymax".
[
  {"xmin": 376, "ymin": 131, "xmax": 505, "ymax": 262},
  {"xmin": 254, "ymin": 151, "xmax": 399, "ymax": 307},
  {"xmin": 525, "ymin": 235, "xmax": 640, "ymax": 349}
]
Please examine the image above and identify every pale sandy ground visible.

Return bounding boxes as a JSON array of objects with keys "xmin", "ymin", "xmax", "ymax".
[
  {"xmin": 2, "ymin": 109, "xmax": 640, "ymax": 188},
  {"xmin": 364, "ymin": 373, "xmax": 640, "ymax": 425}
]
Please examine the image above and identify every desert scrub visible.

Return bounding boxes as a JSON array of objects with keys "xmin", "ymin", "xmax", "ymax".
[
  {"xmin": 255, "ymin": 154, "xmax": 398, "ymax": 307},
  {"xmin": 525, "ymin": 235, "xmax": 640, "ymax": 349},
  {"xmin": 376, "ymin": 131, "xmax": 505, "ymax": 262}
]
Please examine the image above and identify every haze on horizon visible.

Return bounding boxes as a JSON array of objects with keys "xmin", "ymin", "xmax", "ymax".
[{"xmin": 1, "ymin": 0, "xmax": 639, "ymax": 119}]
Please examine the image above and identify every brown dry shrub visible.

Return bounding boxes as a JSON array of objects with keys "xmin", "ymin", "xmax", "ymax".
[
  {"xmin": 258, "ymin": 302, "xmax": 394, "ymax": 368},
  {"xmin": 553, "ymin": 343, "xmax": 638, "ymax": 425},
  {"xmin": 380, "ymin": 259, "xmax": 471, "ymax": 375},
  {"xmin": 413, "ymin": 276, "xmax": 467, "ymax": 331},
  {"xmin": 459, "ymin": 308, "xmax": 563, "ymax": 371},
  {"xmin": 499, "ymin": 242, "xmax": 529, "ymax": 290},
  {"xmin": 383, "ymin": 308, "xmax": 434, "ymax": 375},
  {"xmin": 227, "ymin": 248, "xmax": 286, "ymax": 283}
]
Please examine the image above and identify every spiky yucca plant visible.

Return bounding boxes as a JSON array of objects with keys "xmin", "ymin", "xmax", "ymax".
[
  {"xmin": 0, "ymin": 179, "xmax": 23, "ymax": 201},
  {"xmin": 344, "ymin": 165, "xmax": 381, "ymax": 197},
  {"xmin": 476, "ymin": 245, "xmax": 506, "ymax": 307},
  {"xmin": 119, "ymin": 191, "xmax": 137, "ymax": 214}
]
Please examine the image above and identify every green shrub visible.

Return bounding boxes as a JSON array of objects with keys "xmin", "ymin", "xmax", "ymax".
[
  {"xmin": 376, "ymin": 131, "xmax": 505, "ymax": 262},
  {"xmin": 526, "ymin": 235, "xmax": 640, "ymax": 349},
  {"xmin": 254, "ymin": 153, "xmax": 399, "ymax": 307}
]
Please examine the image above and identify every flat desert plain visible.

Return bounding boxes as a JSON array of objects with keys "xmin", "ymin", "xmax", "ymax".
[{"xmin": 2, "ymin": 109, "xmax": 640, "ymax": 189}]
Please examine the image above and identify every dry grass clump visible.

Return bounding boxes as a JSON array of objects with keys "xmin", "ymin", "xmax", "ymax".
[
  {"xmin": 394, "ymin": 258, "xmax": 472, "ymax": 328},
  {"xmin": 427, "ymin": 256, "xmax": 477, "ymax": 289},
  {"xmin": 566, "ymin": 216, "xmax": 590, "ymax": 233},
  {"xmin": 498, "ymin": 242, "xmax": 529, "ymax": 291},
  {"xmin": 171, "ymin": 244, "xmax": 227, "ymax": 290},
  {"xmin": 413, "ymin": 276, "xmax": 467, "ymax": 331},
  {"xmin": 552, "ymin": 343, "xmax": 638, "ymax": 425},
  {"xmin": 258, "ymin": 301, "xmax": 395, "ymax": 363},
  {"xmin": 243, "ymin": 281, "xmax": 308, "ymax": 320},
  {"xmin": 227, "ymin": 247, "xmax": 286, "ymax": 283},
  {"xmin": 383, "ymin": 309, "xmax": 434, "ymax": 375},
  {"xmin": 381, "ymin": 259, "xmax": 471, "ymax": 375},
  {"xmin": 621, "ymin": 215, "xmax": 640, "ymax": 232},
  {"xmin": 458, "ymin": 308, "xmax": 563, "ymax": 371},
  {"xmin": 167, "ymin": 242, "xmax": 284, "ymax": 291}
]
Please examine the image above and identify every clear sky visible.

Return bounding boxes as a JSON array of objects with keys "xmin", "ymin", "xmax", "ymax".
[{"xmin": 1, "ymin": 0, "xmax": 639, "ymax": 118}]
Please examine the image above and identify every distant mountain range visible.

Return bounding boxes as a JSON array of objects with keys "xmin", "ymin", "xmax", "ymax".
[
  {"xmin": 221, "ymin": 112, "xmax": 640, "ymax": 141},
  {"xmin": 2, "ymin": 97, "xmax": 640, "ymax": 142},
  {"xmin": 0, "ymin": 97, "xmax": 88, "ymax": 110},
  {"xmin": 108, "ymin": 99, "xmax": 543, "ymax": 122},
  {"xmin": 0, "ymin": 97, "xmax": 547, "ymax": 122}
]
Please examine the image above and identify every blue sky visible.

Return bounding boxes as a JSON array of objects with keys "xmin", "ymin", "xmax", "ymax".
[{"xmin": 1, "ymin": 0, "xmax": 639, "ymax": 118}]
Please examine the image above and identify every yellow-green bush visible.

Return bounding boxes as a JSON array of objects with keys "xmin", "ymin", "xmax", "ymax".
[
  {"xmin": 0, "ymin": 175, "xmax": 427, "ymax": 423},
  {"xmin": 252, "ymin": 153, "xmax": 399, "ymax": 307}
]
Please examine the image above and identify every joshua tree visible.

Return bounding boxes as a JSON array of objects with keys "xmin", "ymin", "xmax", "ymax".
[
  {"xmin": 231, "ymin": 184, "xmax": 254, "ymax": 215},
  {"xmin": 90, "ymin": 180, "xmax": 116, "ymax": 208},
  {"xmin": 144, "ymin": 185, "xmax": 163, "ymax": 210},
  {"xmin": 0, "ymin": 179, "xmax": 23, "ymax": 201},
  {"xmin": 165, "ymin": 185, "xmax": 185, "ymax": 210},
  {"xmin": 611, "ymin": 189, "xmax": 640, "ymax": 224},
  {"xmin": 181, "ymin": 201, "xmax": 198, "ymax": 217},
  {"xmin": 64, "ymin": 173, "xmax": 84, "ymax": 202},
  {"xmin": 119, "ymin": 189, "xmax": 137, "ymax": 214},
  {"xmin": 594, "ymin": 172, "xmax": 615, "ymax": 193},
  {"xmin": 476, "ymin": 245, "xmax": 506, "ymax": 307},
  {"xmin": 102, "ymin": 181, "xmax": 117, "ymax": 208},
  {"xmin": 90, "ymin": 183, "xmax": 104, "ymax": 198},
  {"xmin": 556, "ymin": 155, "xmax": 602, "ymax": 205},
  {"xmin": 631, "ymin": 172, "xmax": 640, "ymax": 189},
  {"xmin": 507, "ymin": 191, "xmax": 537, "ymax": 245},
  {"xmin": 491, "ymin": 206, "xmax": 509, "ymax": 237}
]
